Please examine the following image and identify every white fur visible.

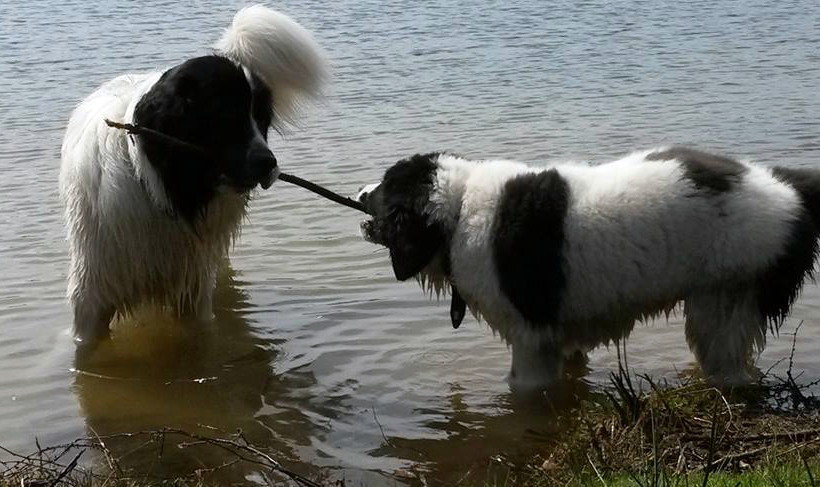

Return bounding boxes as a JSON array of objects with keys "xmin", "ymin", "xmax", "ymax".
[
  {"xmin": 215, "ymin": 4, "xmax": 328, "ymax": 126},
  {"xmin": 368, "ymin": 150, "xmax": 807, "ymax": 391},
  {"xmin": 60, "ymin": 6, "xmax": 326, "ymax": 343}
]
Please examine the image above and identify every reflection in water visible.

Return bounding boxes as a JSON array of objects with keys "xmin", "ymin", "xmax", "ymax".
[
  {"xmin": 371, "ymin": 364, "xmax": 592, "ymax": 486},
  {"xmin": 71, "ymin": 266, "xmax": 321, "ymax": 482}
]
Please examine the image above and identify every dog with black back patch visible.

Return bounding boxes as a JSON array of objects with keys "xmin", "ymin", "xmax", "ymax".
[{"xmin": 358, "ymin": 148, "xmax": 820, "ymax": 391}]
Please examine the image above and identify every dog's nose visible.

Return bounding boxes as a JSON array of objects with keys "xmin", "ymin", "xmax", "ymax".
[
  {"xmin": 247, "ymin": 144, "xmax": 278, "ymax": 173},
  {"xmin": 246, "ymin": 143, "xmax": 278, "ymax": 190}
]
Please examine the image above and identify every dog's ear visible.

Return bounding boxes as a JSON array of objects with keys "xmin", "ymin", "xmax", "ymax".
[{"xmin": 386, "ymin": 209, "xmax": 443, "ymax": 281}]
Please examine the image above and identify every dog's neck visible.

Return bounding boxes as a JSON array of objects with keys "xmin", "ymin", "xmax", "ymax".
[
  {"xmin": 123, "ymin": 72, "xmax": 175, "ymax": 213},
  {"xmin": 428, "ymin": 154, "xmax": 476, "ymax": 230}
]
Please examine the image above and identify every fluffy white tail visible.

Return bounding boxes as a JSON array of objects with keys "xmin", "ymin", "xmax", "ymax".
[{"xmin": 215, "ymin": 4, "xmax": 328, "ymax": 126}]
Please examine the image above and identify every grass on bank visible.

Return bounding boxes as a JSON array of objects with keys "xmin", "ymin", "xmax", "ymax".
[
  {"xmin": 485, "ymin": 459, "xmax": 820, "ymax": 487},
  {"xmin": 485, "ymin": 376, "xmax": 820, "ymax": 486},
  {"xmin": 480, "ymin": 334, "xmax": 820, "ymax": 487}
]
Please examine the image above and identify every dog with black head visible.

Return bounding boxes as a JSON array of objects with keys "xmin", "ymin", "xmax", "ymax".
[
  {"xmin": 359, "ymin": 149, "xmax": 820, "ymax": 392},
  {"xmin": 60, "ymin": 5, "xmax": 327, "ymax": 345}
]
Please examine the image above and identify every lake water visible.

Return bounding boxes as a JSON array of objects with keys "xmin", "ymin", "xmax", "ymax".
[{"xmin": 1, "ymin": 0, "xmax": 819, "ymax": 484}]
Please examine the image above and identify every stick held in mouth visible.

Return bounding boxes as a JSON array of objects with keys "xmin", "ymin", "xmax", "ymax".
[
  {"xmin": 104, "ymin": 119, "xmax": 365, "ymax": 213},
  {"xmin": 277, "ymin": 173, "xmax": 365, "ymax": 213}
]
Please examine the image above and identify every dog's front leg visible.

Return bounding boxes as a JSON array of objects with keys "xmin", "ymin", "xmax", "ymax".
[
  {"xmin": 72, "ymin": 298, "xmax": 114, "ymax": 345},
  {"xmin": 192, "ymin": 271, "xmax": 217, "ymax": 321},
  {"xmin": 508, "ymin": 337, "xmax": 564, "ymax": 393},
  {"xmin": 193, "ymin": 287, "xmax": 215, "ymax": 322}
]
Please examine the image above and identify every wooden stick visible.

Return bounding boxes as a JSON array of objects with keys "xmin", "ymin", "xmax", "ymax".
[
  {"xmin": 277, "ymin": 172, "xmax": 365, "ymax": 213},
  {"xmin": 104, "ymin": 119, "xmax": 366, "ymax": 213},
  {"xmin": 104, "ymin": 119, "xmax": 209, "ymax": 157}
]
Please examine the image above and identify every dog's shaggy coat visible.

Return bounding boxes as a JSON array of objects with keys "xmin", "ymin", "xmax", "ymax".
[
  {"xmin": 60, "ymin": 5, "xmax": 327, "ymax": 343},
  {"xmin": 358, "ymin": 149, "xmax": 820, "ymax": 390}
]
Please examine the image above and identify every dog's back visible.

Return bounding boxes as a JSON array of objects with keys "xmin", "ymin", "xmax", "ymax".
[{"xmin": 554, "ymin": 150, "xmax": 808, "ymax": 325}]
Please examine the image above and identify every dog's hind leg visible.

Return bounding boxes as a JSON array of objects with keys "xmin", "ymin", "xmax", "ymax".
[{"xmin": 684, "ymin": 286, "xmax": 765, "ymax": 386}]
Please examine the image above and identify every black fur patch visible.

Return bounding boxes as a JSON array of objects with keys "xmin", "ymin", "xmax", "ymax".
[
  {"xmin": 367, "ymin": 153, "xmax": 445, "ymax": 280},
  {"xmin": 249, "ymin": 70, "xmax": 274, "ymax": 139},
  {"xmin": 382, "ymin": 153, "xmax": 441, "ymax": 214},
  {"xmin": 760, "ymin": 167, "xmax": 820, "ymax": 327},
  {"xmin": 134, "ymin": 55, "xmax": 276, "ymax": 224},
  {"xmin": 493, "ymin": 169, "xmax": 570, "ymax": 325},
  {"xmin": 646, "ymin": 147, "xmax": 748, "ymax": 193},
  {"xmin": 772, "ymin": 167, "xmax": 820, "ymax": 222}
]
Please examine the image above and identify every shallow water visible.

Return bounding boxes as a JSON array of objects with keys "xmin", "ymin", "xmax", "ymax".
[{"xmin": 1, "ymin": 0, "xmax": 819, "ymax": 484}]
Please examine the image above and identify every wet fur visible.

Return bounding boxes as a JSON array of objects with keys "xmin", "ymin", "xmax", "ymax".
[
  {"xmin": 359, "ymin": 148, "xmax": 820, "ymax": 391},
  {"xmin": 60, "ymin": 5, "xmax": 327, "ymax": 344}
]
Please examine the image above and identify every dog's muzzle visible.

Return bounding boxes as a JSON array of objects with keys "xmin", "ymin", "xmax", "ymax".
[
  {"xmin": 259, "ymin": 166, "xmax": 280, "ymax": 190},
  {"xmin": 357, "ymin": 183, "xmax": 380, "ymax": 208},
  {"xmin": 247, "ymin": 144, "xmax": 279, "ymax": 190},
  {"xmin": 357, "ymin": 183, "xmax": 383, "ymax": 243},
  {"xmin": 360, "ymin": 219, "xmax": 382, "ymax": 244}
]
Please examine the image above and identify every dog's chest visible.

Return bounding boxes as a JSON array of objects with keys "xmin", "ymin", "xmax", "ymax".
[
  {"xmin": 448, "ymin": 195, "xmax": 521, "ymax": 328},
  {"xmin": 114, "ymin": 191, "xmax": 247, "ymax": 305}
]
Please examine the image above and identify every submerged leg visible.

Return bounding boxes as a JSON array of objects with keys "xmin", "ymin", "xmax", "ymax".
[
  {"xmin": 192, "ymin": 270, "xmax": 217, "ymax": 321},
  {"xmin": 72, "ymin": 297, "xmax": 115, "ymax": 345},
  {"xmin": 508, "ymin": 336, "xmax": 565, "ymax": 393}
]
